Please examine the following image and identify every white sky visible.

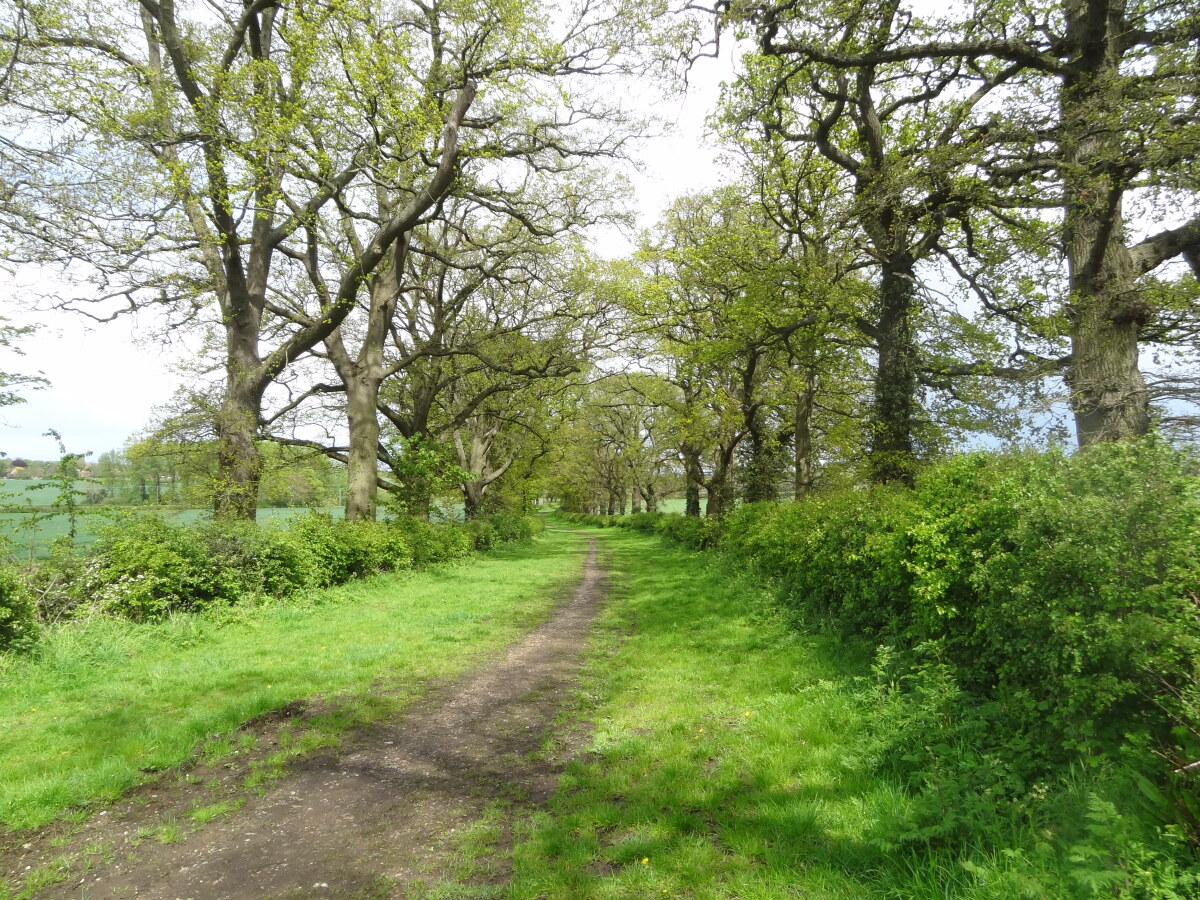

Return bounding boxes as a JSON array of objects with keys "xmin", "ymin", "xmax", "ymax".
[{"xmin": 0, "ymin": 48, "xmax": 737, "ymax": 462}]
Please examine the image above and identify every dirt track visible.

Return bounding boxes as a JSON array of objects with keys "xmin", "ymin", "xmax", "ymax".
[{"xmin": 31, "ymin": 537, "xmax": 605, "ymax": 899}]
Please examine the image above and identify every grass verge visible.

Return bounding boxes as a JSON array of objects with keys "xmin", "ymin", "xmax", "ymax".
[
  {"xmin": 0, "ymin": 528, "xmax": 586, "ymax": 832},
  {"xmin": 508, "ymin": 525, "xmax": 1092, "ymax": 899}
]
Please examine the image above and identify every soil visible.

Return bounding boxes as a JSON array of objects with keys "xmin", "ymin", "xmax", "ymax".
[{"xmin": 4, "ymin": 537, "xmax": 606, "ymax": 899}]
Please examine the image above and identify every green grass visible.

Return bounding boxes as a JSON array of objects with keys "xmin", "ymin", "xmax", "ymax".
[
  {"xmin": 507, "ymin": 526, "xmax": 1071, "ymax": 900},
  {"xmin": 0, "ymin": 528, "xmax": 587, "ymax": 831}
]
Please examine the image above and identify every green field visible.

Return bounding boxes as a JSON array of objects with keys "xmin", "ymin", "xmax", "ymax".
[
  {"xmin": 0, "ymin": 480, "xmax": 78, "ymax": 508},
  {"xmin": 0, "ymin": 505, "xmax": 345, "ymax": 560}
]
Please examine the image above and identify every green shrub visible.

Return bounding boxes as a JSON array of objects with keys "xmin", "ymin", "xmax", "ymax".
[
  {"xmin": 359, "ymin": 522, "xmax": 415, "ymax": 573},
  {"xmin": 84, "ymin": 516, "xmax": 241, "ymax": 620},
  {"xmin": 723, "ymin": 490, "xmax": 917, "ymax": 636},
  {"xmin": 387, "ymin": 516, "xmax": 473, "ymax": 567},
  {"xmin": 0, "ymin": 565, "xmax": 37, "ymax": 652},
  {"xmin": 200, "ymin": 522, "xmax": 321, "ymax": 597},
  {"xmin": 623, "ymin": 511, "xmax": 663, "ymax": 532},
  {"xmin": 288, "ymin": 514, "xmax": 413, "ymax": 586},
  {"xmin": 654, "ymin": 513, "xmax": 721, "ymax": 549},
  {"xmin": 11, "ymin": 506, "xmax": 535, "ymax": 631},
  {"xmin": 466, "ymin": 519, "xmax": 498, "ymax": 551},
  {"xmin": 724, "ymin": 440, "xmax": 1200, "ymax": 783},
  {"xmin": 286, "ymin": 513, "xmax": 354, "ymax": 586},
  {"xmin": 484, "ymin": 513, "xmax": 540, "ymax": 542},
  {"xmin": 30, "ymin": 538, "xmax": 91, "ymax": 623}
]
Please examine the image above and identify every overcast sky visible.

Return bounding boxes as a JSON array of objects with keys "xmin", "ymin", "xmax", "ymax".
[{"xmin": 0, "ymin": 48, "xmax": 737, "ymax": 462}]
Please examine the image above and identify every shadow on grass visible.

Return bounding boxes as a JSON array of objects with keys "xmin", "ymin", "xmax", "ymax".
[{"xmin": 509, "ymin": 527, "xmax": 980, "ymax": 900}]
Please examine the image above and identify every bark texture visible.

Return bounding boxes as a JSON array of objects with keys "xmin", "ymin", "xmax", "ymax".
[
  {"xmin": 794, "ymin": 370, "xmax": 817, "ymax": 500},
  {"xmin": 1060, "ymin": 0, "xmax": 1151, "ymax": 445},
  {"xmin": 869, "ymin": 264, "xmax": 919, "ymax": 484}
]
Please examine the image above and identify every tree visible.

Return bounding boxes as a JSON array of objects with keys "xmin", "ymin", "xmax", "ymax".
[
  {"xmin": 0, "ymin": 317, "xmax": 47, "ymax": 407},
  {"xmin": 631, "ymin": 187, "xmax": 870, "ymax": 511},
  {"xmin": 2, "ymin": 0, "xmax": 477, "ymax": 518},
  {"xmin": 247, "ymin": 0, "xmax": 644, "ymax": 521},
  {"xmin": 713, "ymin": 0, "xmax": 1049, "ymax": 481},
  {"xmin": 727, "ymin": 0, "xmax": 1200, "ymax": 446}
]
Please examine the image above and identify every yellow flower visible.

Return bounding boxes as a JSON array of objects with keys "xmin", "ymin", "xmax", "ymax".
[
  {"xmin": 641, "ymin": 857, "xmax": 649, "ymax": 865},
  {"xmin": 744, "ymin": 711, "xmax": 752, "ymax": 717}
]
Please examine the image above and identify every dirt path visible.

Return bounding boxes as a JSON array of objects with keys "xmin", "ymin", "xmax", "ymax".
[{"xmin": 37, "ymin": 537, "xmax": 606, "ymax": 899}]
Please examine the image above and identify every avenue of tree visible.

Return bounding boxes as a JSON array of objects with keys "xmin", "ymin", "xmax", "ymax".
[{"xmin": 0, "ymin": 0, "xmax": 1197, "ymax": 519}]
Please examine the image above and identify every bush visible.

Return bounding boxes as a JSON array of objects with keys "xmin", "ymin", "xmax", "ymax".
[
  {"xmin": 84, "ymin": 515, "xmax": 242, "ymax": 620},
  {"xmin": 466, "ymin": 519, "xmax": 498, "ymax": 551},
  {"xmin": 484, "ymin": 513, "xmax": 541, "ymax": 542},
  {"xmin": 8, "ymin": 506, "xmax": 542, "ymax": 638},
  {"xmin": 0, "ymin": 565, "xmax": 37, "ymax": 652},
  {"xmin": 200, "ymin": 522, "xmax": 321, "ymax": 597},
  {"xmin": 288, "ymin": 514, "xmax": 413, "ymax": 586},
  {"xmin": 655, "ymin": 512, "xmax": 722, "ymax": 549},
  {"xmin": 722, "ymin": 490, "xmax": 917, "ymax": 636},
  {"xmin": 723, "ymin": 440, "xmax": 1200, "ymax": 780},
  {"xmin": 387, "ymin": 516, "xmax": 474, "ymax": 567},
  {"xmin": 623, "ymin": 511, "xmax": 663, "ymax": 532}
]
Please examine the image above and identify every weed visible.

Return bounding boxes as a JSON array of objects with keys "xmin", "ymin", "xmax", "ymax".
[
  {"xmin": 188, "ymin": 801, "xmax": 231, "ymax": 824},
  {"xmin": 156, "ymin": 817, "xmax": 181, "ymax": 844}
]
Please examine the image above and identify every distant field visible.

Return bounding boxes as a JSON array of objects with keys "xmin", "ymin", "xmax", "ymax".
[
  {"xmin": 0, "ymin": 479, "xmax": 688, "ymax": 558},
  {"xmin": 0, "ymin": 502, "xmax": 344, "ymax": 560},
  {"xmin": 0, "ymin": 479, "xmax": 71, "ymax": 508}
]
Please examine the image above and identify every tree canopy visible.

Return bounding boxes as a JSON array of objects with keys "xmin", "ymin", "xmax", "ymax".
[{"xmin": 1, "ymin": 0, "xmax": 1197, "ymax": 517}]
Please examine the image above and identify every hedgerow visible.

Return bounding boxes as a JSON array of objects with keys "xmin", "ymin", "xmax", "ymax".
[
  {"xmin": 2, "ymin": 511, "xmax": 542, "ymax": 635},
  {"xmin": 557, "ymin": 440, "xmax": 1200, "ymax": 879},
  {"xmin": 556, "ymin": 509, "xmax": 719, "ymax": 549},
  {"xmin": 722, "ymin": 442, "xmax": 1200, "ymax": 782}
]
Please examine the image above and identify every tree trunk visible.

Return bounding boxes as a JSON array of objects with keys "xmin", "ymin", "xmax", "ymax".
[
  {"xmin": 462, "ymin": 482, "xmax": 484, "ymax": 520},
  {"xmin": 1066, "ymin": 295, "xmax": 1149, "ymax": 444},
  {"xmin": 1060, "ymin": 5, "xmax": 1150, "ymax": 445},
  {"xmin": 795, "ymin": 370, "xmax": 817, "ymax": 500},
  {"xmin": 344, "ymin": 374, "xmax": 383, "ymax": 522},
  {"xmin": 869, "ymin": 262, "xmax": 919, "ymax": 485},
  {"xmin": 329, "ymin": 240, "xmax": 406, "ymax": 523},
  {"xmin": 743, "ymin": 419, "xmax": 778, "ymax": 502},
  {"xmin": 682, "ymin": 445, "xmax": 703, "ymax": 517},
  {"xmin": 643, "ymin": 483, "xmax": 658, "ymax": 513},
  {"xmin": 452, "ymin": 418, "xmax": 514, "ymax": 522},
  {"xmin": 214, "ymin": 372, "xmax": 264, "ymax": 521},
  {"xmin": 704, "ymin": 452, "xmax": 736, "ymax": 519},
  {"xmin": 631, "ymin": 489, "xmax": 642, "ymax": 513}
]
